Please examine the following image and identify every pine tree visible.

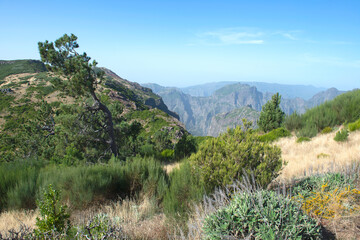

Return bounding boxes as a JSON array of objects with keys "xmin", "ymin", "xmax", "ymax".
[{"xmin": 258, "ymin": 93, "xmax": 285, "ymax": 132}]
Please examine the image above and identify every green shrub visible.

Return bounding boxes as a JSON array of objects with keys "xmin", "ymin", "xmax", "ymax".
[
  {"xmin": 259, "ymin": 127, "xmax": 291, "ymax": 142},
  {"xmin": 291, "ymin": 172, "xmax": 356, "ymax": 199},
  {"xmin": 348, "ymin": 118, "xmax": 360, "ymax": 132},
  {"xmin": 34, "ymin": 184, "xmax": 71, "ymax": 236},
  {"xmin": 321, "ymin": 126, "xmax": 333, "ymax": 134},
  {"xmin": 334, "ymin": 129, "xmax": 349, "ymax": 142},
  {"xmin": 296, "ymin": 136, "xmax": 311, "ymax": 143},
  {"xmin": 297, "ymin": 123, "xmax": 318, "ymax": 138},
  {"xmin": 203, "ymin": 190, "xmax": 321, "ymax": 239},
  {"xmin": 161, "ymin": 149, "xmax": 174, "ymax": 161},
  {"xmin": 190, "ymin": 121, "xmax": 282, "ymax": 191},
  {"xmin": 163, "ymin": 161, "xmax": 204, "ymax": 221}
]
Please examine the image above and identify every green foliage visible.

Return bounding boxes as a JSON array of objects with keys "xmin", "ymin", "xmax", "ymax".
[
  {"xmin": 259, "ymin": 127, "xmax": 291, "ymax": 142},
  {"xmin": 258, "ymin": 93, "xmax": 285, "ymax": 132},
  {"xmin": 190, "ymin": 121, "xmax": 282, "ymax": 191},
  {"xmin": 297, "ymin": 122, "xmax": 318, "ymax": 138},
  {"xmin": 203, "ymin": 190, "xmax": 321, "ymax": 239},
  {"xmin": 0, "ymin": 158, "xmax": 168, "ymax": 211},
  {"xmin": 321, "ymin": 126, "xmax": 333, "ymax": 134},
  {"xmin": 34, "ymin": 184, "xmax": 71, "ymax": 236},
  {"xmin": 174, "ymin": 133, "xmax": 197, "ymax": 160},
  {"xmin": 161, "ymin": 149, "xmax": 174, "ymax": 161},
  {"xmin": 164, "ymin": 161, "xmax": 204, "ymax": 220},
  {"xmin": 348, "ymin": 118, "xmax": 360, "ymax": 132},
  {"xmin": 0, "ymin": 60, "xmax": 47, "ymax": 80},
  {"xmin": 296, "ymin": 136, "xmax": 311, "ymax": 143},
  {"xmin": 334, "ymin": 129, "xmax": 349, "ymax": 142},
  {"xmin": 285, "ymin": 89, "xmax": 360, "ymax": 137}
]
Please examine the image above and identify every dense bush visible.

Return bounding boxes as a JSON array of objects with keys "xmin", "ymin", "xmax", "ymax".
[
  {"xmin": 284, "ymin": 111, "xmax": 303, "ymax": 131},
  {"xmin": 334, "ymin": 129, "xmax": 349, "ymax": 142},
  {"xmin": 0, "ymin": 157, "xmax": 168, "ymax": 211},
  {"xmin": 190, "ymin": 122, "xmax": 283, "ymax": 191},
  {"xmin": 203, "ymin": 190, "xmax": 321, "ymax": 239},
  {"xmin": 259, "ymin": 127, "xmax": 291, "ymax": 142},
  {"xmin": 163, "ymin": 161, "xmax": 204, "ymax": 221},
  {"xmin": 348, "ymin": 118, "xmax": 360, "ymax": 132}
]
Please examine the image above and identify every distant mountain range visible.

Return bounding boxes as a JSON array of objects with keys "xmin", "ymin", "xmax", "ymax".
[{"xmin": 143, "ymin": 82, "xmax": 345, "ymax": 136}]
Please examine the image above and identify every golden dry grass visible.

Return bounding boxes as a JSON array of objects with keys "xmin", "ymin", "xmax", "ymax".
[
  {"xmin": 0, "ymin": 209, "xmax": 38, "ymax": 234},
  {"xmin": 275, "ymin": 130, "xmax": 360, "ymax": 182},
  {"xmin": 163, "ymin": 162, "xmax": 181, "ymax": 174}
]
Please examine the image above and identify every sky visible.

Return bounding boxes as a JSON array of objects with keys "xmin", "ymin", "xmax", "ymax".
[{"xmin": 0, "ymin": 0, "xmax": 359, "ymax": 90}]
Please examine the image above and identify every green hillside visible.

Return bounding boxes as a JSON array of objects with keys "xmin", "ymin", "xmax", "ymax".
[
  {"xmin": 285, "ymin": 89, "xmax": 360, "ymax": 137},
  {"xmin": 0, "ymin": 60, "xmax": 47, "ymax": 81}
]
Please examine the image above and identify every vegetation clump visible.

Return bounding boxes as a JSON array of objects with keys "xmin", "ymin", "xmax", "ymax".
[
  {"xmin": 321, "ymin": 126, "xmax": 333, "ymax": 134},
  {"xmin": 348, "ymin": 118, "xmax": 360, "ymax": 132},
  {"xmin": 203, "ymin": 190, "xmax": 321, "ymax": 239},
  {"xmin": 190, "ymin": 120, "xmax": 283, "ymax": 191},
  {"xmin": 334, "ymin": 129, "xmax": 349, "ymax": 142},
  {"xmin": 259, "ymin": 127, "xmax": 291, "ymax": 142}
]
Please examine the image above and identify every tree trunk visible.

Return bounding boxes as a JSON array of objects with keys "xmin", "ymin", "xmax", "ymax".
[{"xmin": 90, "ymin": 92, "xmax": 118, "ymax": 157}]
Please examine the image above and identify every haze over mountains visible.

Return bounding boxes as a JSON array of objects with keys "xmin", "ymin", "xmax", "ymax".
[{"xmin": 143, "ymin": 82, "xmax": 345, "ymax": 136}]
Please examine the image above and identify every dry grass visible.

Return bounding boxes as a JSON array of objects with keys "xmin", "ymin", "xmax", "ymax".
[
  {"xmin": 0, "ymin": 209, "xmax": 38, "ymax": 234},
  {"xmin": 163, "ymin": 162, "xmax": 181, "ymax": 174},
  {"xmin": 73, "ymin": 197, "xmax": 168, "ymax": 240},
  {"xmin": 275, "ymin": 130, "xmax": 360, "ymax": 182}
]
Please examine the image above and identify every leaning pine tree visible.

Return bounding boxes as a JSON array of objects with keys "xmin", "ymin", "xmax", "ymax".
[
  {"xmin": 38, "ymin": 34, "xmax": 118, "ymax": 156},
  {"xmin": 258, "ymin": 92, "xmax": 285, "ymax": 133}
]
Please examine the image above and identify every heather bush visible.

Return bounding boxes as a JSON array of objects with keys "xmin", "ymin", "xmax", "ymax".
[
  {"xmin": 163, "ymin": 161, "xmax": 204, "ymax": 221},
  {"xmin": 348, "ymin": 118, "xmax": 360, "ymax": 132},
  {"xmin": 203, "ymin": 190, "xmax": 321, "ymax": 239},
  {"xmin": 334, "ymin": 129, "xmax": 348, "ymax": 142},
  {"xmin": 190, "ymin": 121, "xmax": 282, "ymax": 191}
]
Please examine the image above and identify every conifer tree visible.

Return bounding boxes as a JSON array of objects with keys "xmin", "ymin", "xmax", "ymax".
[
  {"xmin": 38, "ymin": 34, "xmax": 118, "ymax": 156},
  {"xmin": 258, "ymin": 93, "xmax": 285, "ymax": 132}
]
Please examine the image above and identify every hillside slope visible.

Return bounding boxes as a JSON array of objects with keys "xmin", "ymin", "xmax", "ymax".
[{"xmin": 0, "ymin": 60, "xmax": 185, "ymax": 162}]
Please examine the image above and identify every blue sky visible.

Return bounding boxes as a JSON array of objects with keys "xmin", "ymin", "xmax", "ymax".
[{"xmin": 1, "ymin": 0, "xmax": 359, "ymax": 90}]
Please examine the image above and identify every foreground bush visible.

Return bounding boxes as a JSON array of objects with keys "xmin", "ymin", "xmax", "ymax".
[
  {"xmin": 190, "ymin": 121, "xmax": 283, "ymax": 191},
  {"xmin": 163, "ymin": 161, "xmax": 204, "ymax": 221},
  {"xmin": 34, "ymin": 185, "xmax": 71, "ymax": 237},
  {"xmin": 203, "ymin": 190, "xmax": 321, "ymax": 239}
]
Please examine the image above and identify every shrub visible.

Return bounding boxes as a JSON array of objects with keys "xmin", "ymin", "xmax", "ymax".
[
  {"xmin": 334, "ymin": 129, "xmax": 348, "ymax": 142},
  {"xmin": 321, "ymin": 126, "xmax": 333, "ymax": 134},
  {"xmin": 34, "ymin": 184, "xmax": 71, "ymax": 236},
  {"xmin": 163, "ymin": 161, "xmax": 204, "ymax": 221},
  {"xmin": 259, "ymin": 127, "xmax": 291, "ymax": 142},
  {"xmin": 298, "ymin": 183, "xmax": 360, "ymax": 219},
  {"xmin": 296, "ymin": 136, "xmax": 311, "ymax": 143},
  {"xmin": 190, "ymin": 121, "xmax": 282, "ymax": 191},
  {"xmin": 297, "ymin": 123, "xmax": 318, "ymax": 138},
  {"xmin": 291, "ymin": 172, "xmax": 356, "ymax": 199},
  {"xmin": 203, "ymin": 190, "xmax": 321, "ymax": 239},
  {"xmin": 161, "ymin": 149, "xmax": 174, "ymax": 161},
  {"xmin": 348, "ymin": 118, "xmax": 360, "ymax": 132},
  {"xmin": 284, "ymin": 111, "xmax": 303, "ymax": 131}
]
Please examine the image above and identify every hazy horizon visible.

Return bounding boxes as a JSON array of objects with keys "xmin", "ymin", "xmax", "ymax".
[{"xmin": 1, "ymin": 0, "xmax": 359, "ymax": 91}]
